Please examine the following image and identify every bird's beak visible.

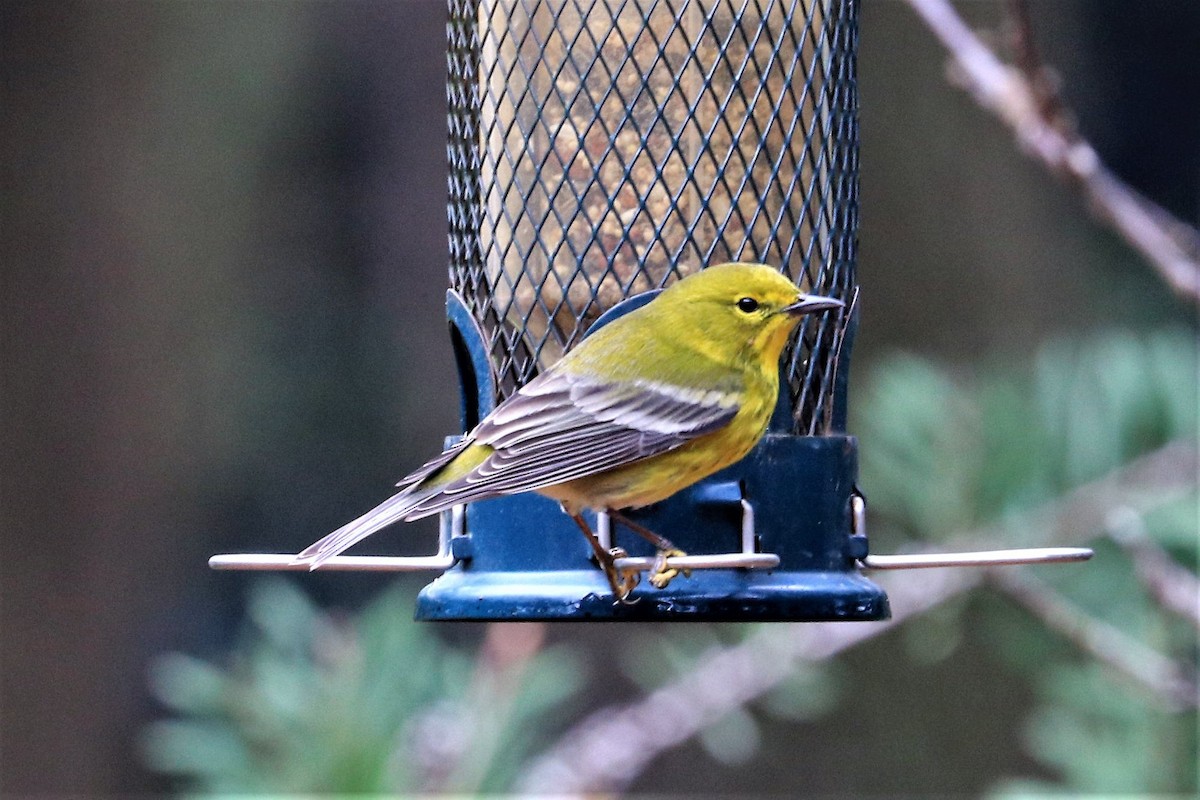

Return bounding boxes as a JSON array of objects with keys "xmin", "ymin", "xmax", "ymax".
[{"xmin": 782, "ymin": 293, "xmax": 844, "ymax": 316}]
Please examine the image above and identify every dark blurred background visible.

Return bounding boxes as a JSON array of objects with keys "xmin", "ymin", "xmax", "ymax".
[{"xmin": 2, "ymin": 0, "xmax": 1196, "ymax": 795}]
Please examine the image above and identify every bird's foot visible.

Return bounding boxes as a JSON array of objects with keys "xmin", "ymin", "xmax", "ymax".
[
  {"xmin": 649, "ymin": 548, "xmax": 690, "ymax": 589},
  {"xmin": 599, "ymin": 547, "xmax": 640, "ymax": 605}
]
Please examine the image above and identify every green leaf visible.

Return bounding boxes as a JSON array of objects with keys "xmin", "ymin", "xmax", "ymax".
[
  {"xmin": 759, "ymin": 662, "xmax": 840, "ymax": 722},
  {"xmin": 698, "ymin": 706, "xmax": 761, "ymax": 766},
  {"xmin": 143, "ymin": 578, "xmax": 581, "ymax": 794},
  {"xmin": 147, "ymin": 652, "xmax": 229, "ymax": 713}
]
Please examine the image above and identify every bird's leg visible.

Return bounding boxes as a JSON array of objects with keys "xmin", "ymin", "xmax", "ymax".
[
  {"xmin": 607, "ymin": 509, "xmax": 691, "ymax": 589},
  {"xmin": 566, "ymin": 511, "xmax": 639, "ymax": 603}
]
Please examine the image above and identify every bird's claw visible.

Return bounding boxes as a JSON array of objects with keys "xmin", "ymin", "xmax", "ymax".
[
  {"xmin": 600, "ymin": 547, "xmax": 640, "ymax": 605},
  {"xmin": 649, "ymin": 548, "xmax": 690, "ymax": 589}
]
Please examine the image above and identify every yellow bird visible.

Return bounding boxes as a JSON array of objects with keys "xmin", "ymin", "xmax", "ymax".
[{"xmin": 294, "ymin": 263, "xmax": 842, "ymax": 600}]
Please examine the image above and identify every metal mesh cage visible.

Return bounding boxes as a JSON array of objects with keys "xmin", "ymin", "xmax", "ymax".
[{"xmin": 447, "ymin": 0, "xmax": 858, "ymax": 435}]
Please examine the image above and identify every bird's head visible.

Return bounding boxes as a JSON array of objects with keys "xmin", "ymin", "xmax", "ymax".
[{"xmin": 658, "ymin": 262, "xmax": 844, "ymax": 363}]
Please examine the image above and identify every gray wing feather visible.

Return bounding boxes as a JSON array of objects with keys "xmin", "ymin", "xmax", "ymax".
[
  {"xmin": 401, "ymin": 371, "xmax": 739, "ymax": 516},
  {"xmin": 394, "ymin": 437, "xmax": 470, "ymax": 489},
  {"xmin": 295, "ymin": 369, "xmax": 739, "ymax": 565}
]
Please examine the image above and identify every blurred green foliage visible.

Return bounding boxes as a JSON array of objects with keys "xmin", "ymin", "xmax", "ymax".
[
  {"xmin": 855, "ymin": 327, "xmax": 1197, "ymax": 795},
  {"xmin": 857, "ymin": 328, "xmax": 1196, "ymax": 546},
  {"xmin": 141, "ymin": 579, "xmax": 581, "ymax": 794}
]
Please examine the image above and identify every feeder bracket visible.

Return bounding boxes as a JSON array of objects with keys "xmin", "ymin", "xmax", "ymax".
[
  {"xmin": 208, "ymin": 501, "xmax": 788, "ymax": 575},
  {"xmin": 604, "ymin": 500, "xmax": 783, "ymax": 574},
  {"xmin": 210, "ymin": 492, "xmax": 1092, "ymax": 575}
]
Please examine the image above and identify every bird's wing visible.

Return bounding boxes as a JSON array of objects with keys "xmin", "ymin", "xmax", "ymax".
[
  {"xmin": 394, "ymin": 437, "xmax": 471, "ymax": 490},
  {"xmin": 397, "ymin": 369, "xmax": 740, "ymax": 516},
  {"xmin": 293, "ymin": 371, "xmax": 739, "ymax": 568}
]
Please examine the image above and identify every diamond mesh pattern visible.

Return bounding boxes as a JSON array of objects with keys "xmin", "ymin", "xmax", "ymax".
[{"xmin": 447, "ymin": 0, "xmax": 858, "ymax": 435}]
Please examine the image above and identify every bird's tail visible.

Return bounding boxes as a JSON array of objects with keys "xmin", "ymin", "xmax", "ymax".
[
  {"xmin": 293, "ymin": 437, "xmax": 476, "ymax": 569},
  {"xmin": 291, "ymin": 487, "xmax": 435, "ymax": 570}
]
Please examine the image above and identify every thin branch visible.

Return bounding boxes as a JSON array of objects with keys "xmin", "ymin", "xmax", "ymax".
[
  {"xmin": 518, "ymin": 440, "xmax": 1197, "ymax": 795},
  {"xmin": 903, "ymin": 0, "xmax": 1200, "ymax": 305},
  {"xmin": 1106, "ymin": 505, "xmax": 1200, "ymax": 632},
  {"xmin": 988, "ymin": 568, "xmax": 1197, "ymax": 711},
  {"xmin": 410, "ymin": 622, "xmax": 548, "ymax": 793},
  {"xmin": 518, "ymin": 571, "xmax": 976, "ymax": 795},
  {"xmin": 1005, "ymin": 0, "xmax": 1071, "ymax": 131}
]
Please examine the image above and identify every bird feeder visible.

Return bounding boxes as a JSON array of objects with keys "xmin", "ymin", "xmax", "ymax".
[
  {"xmin": 211, "ymin": 0, "xmax": 1091, "ymax": 619},
  {"xmin": 432, "ymin": 0, "xmax": 878, "ymax": 620}
]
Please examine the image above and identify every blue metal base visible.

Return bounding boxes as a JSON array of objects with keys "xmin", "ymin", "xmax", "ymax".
[
  {"xmin": 414, "ymin": 434, "xmax": 890, "ymax": 622},
  {"xmin": 416, "ymin": 569, "xmax": 887, "ymax": 621}
]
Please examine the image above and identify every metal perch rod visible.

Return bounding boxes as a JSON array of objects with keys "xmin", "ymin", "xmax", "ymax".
[
  {"xmin": 861, "ymin": 547, "xmax": 1093, "ymax": 570},
  {"xmin": 208, "ymin": 547, "xmax": 1092, "ymax": 573},
  {"xmin": 208, "ymin": 553, "xmax": 456, "ymax": 572}
]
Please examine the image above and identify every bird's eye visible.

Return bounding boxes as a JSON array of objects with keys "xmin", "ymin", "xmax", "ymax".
[{"xmin": 736, "ymin": 297, "xmax": 759, "ymax": 313}]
